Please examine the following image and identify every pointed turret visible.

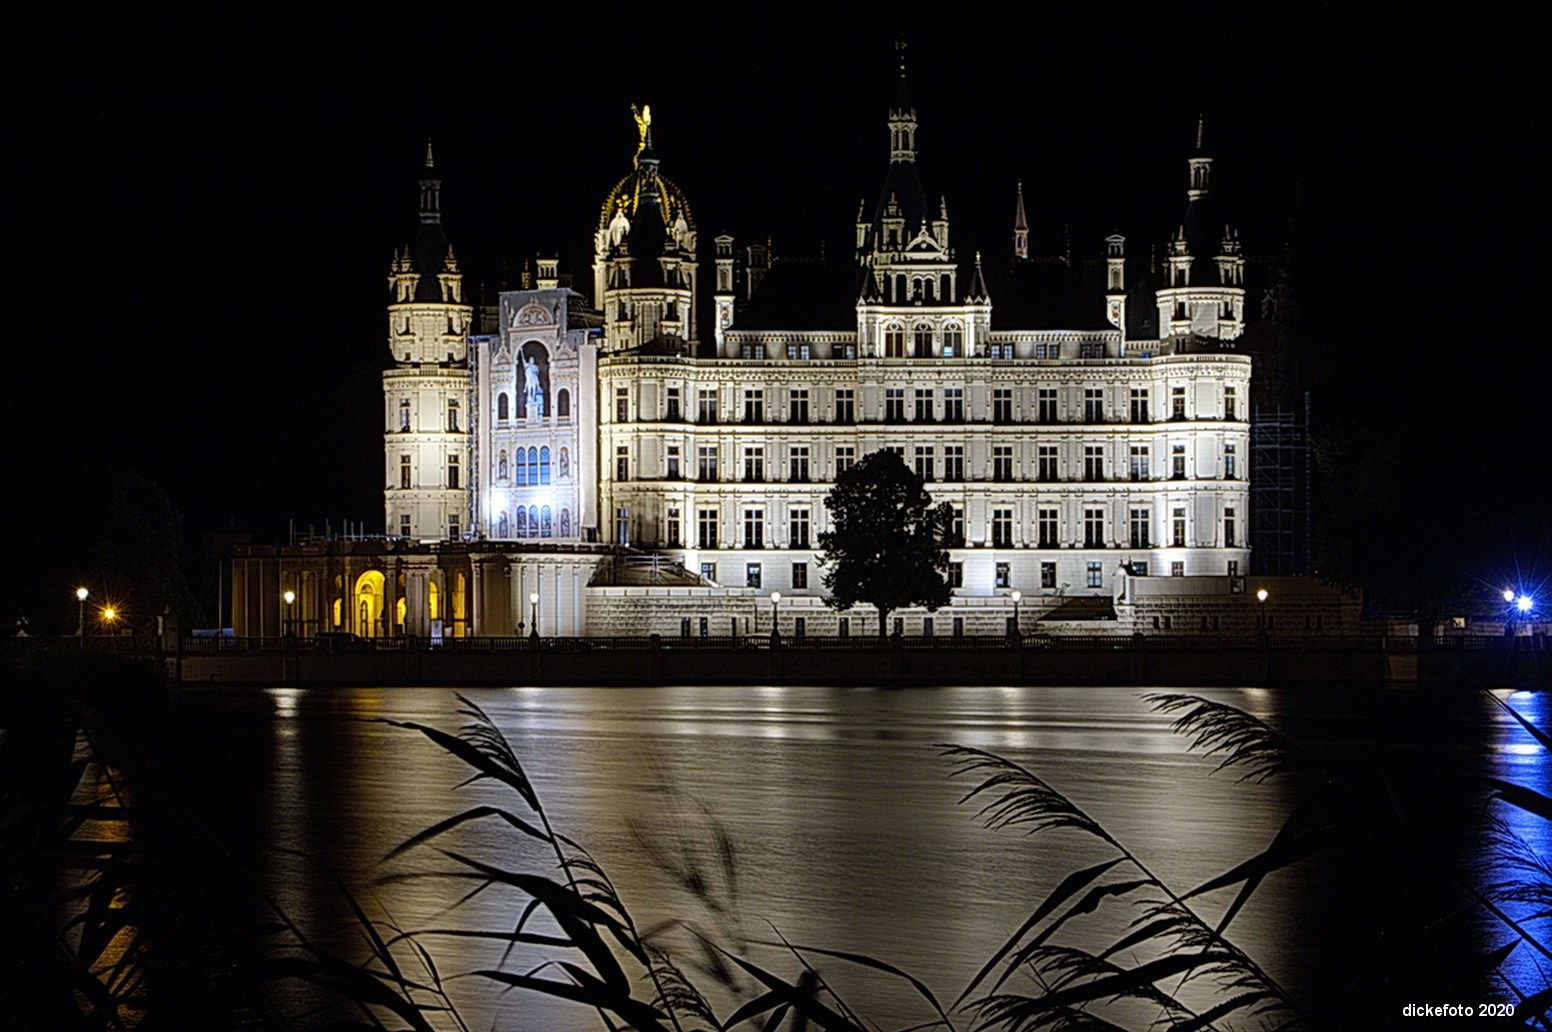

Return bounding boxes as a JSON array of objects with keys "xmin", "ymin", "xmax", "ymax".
[
  {"xmin": 1013, "ymin": 182, "xmax": 1029, "ymax": 260},
  {"xmin": 966, "ymin": 252, "xmax": 990, "ymax": 302}
]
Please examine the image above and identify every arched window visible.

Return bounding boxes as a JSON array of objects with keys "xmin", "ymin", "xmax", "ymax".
[
  {"xmin": 557, "ymin": 389, "xmax": 570, "ymax": 418},
  {"xmin": 516, "ymin": 449, "xmax": 527, "ymax": 485},
  {"xmin": 560, "ymin": 508, "xmax": 571, "ymax": 538},
  {"xmin": 498, "ymin": 450, "xmax": 509, "ymax": 480},
  {"xmin": 529, "ymin": 506, "xmax": 539, "ymax": 534},
  {"xmin": 498, "ymin": 512, "xmax": 509, "ymax": 538},
  {"xmin": 497, "ymin": 392, "xmax": 509, "ymax": 421},
  {"xmin": 541, "ymin": 506, "xmax": 553, "ymax": 537},
  {"xmin": 540, "ymin": 447, "xmax": 551, "ymax": 485},
  {"xmin": 516, "ymin": 508, "xmax": 528, "ymax": 537},
  {"xmin": 884, "ymin": 324, "xmax": 904, "ymax": 358},
  {"xmin": 913, "ymin": 323, "xmax": 933, "ymax": 358},
  {"xmin": 528, "ymin": 447, "xmax": 539, "ymax": 479},
  {"xmin": 943, "ymin": 324, "xmax": 963, "ymax": 358}
]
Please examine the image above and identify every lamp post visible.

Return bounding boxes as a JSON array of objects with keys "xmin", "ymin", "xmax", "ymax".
[
  {"xmin": 529, "ymin": 592, "xmax": 540, "ymax": 641},
  {"xmin": 76, "ymin": 587, "xmax": 89, "ymax": 644},
  {"xmin": 770, "ymin": 591, "xmax": 781, "ymax": 644},
  {"xmin": 103, "ymin": 608, "xmax": 117, "ymax": 636},
  {"xmin": 1256, "ymin": 587, "xmax": 1269, "ymax": 633},
  {"xmin": 1010, "ymin": 589, "xmax": 1022, "ymax": 636},
  {"xmin": 283, "ymin": 590, "xmax": 296, "ymax": 636}
]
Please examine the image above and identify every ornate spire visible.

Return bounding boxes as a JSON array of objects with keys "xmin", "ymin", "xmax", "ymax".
[
  {"xmin": 967, "ymin": 251, "xmax": 990, "ymax": 301},
  {"xmin": 1013, "ymin": 181, "xmax": 1029, "ymax": 259},
  {"xmin": 418, "ymin": 139, "xmax": 441, "ymax": 224},
  {"xmin": 1187, "ymin": 117, "xmax": 1212, "ymax": 201}
]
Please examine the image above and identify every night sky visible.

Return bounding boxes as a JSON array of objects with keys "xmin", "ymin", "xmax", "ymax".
[{"xmin": 15, "ymin": 8, "xmax": 1546, "ymax": 564}]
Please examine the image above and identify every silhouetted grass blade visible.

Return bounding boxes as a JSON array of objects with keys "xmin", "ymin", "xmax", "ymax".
[
  {"xmin": 751, "ymin": 938, "xmax": 956, "ymax": 1030},
  {"xmin": 473, "ymin": 968, "xmax": 674, "ymax": 1030},
  {"xmin": 715, "ymin": 950, "xmax": 867, "ymax": 1032},
  {"xmin": 384, "ymin": 804, "xmax": 552, "ymax": 862},
  {"xmin": 1482, "ymin": 777, "xmax": 1552, "ymax": 821},
  {"xmin": 941, "ymin": 745, "xmax": 1117, "ymax": 844},
  {"xmin": 955, "ymin": 857, "xmax": 1126, "ymax": 1006},
  {"xmin": 970, "ymin": 951, "xmax": 1235, "ymax": 1026},
  {"xmin": 1144, "ymin": 694, "xmax": 1308, "ymax": 782}
]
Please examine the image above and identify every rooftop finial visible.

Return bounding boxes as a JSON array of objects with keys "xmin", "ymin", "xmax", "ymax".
[
  {"xmin": 896, "ymin": 38, "xmax": 907, "ymax": 76},
  {"xmin": 632, "ymin": 103, "xmax": 653, "ymax": 163},
  {"xmin": 425, "ymin": 139, "xmax": 435, "ymax": 168},
  {"xmin": 1195, "ymin": 115, "xmax": 1204, "ymax": 152}
]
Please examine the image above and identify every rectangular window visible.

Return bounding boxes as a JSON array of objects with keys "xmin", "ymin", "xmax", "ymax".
[
  {"xmin": 399, "ymin": 399, "xmax": 412, "ymax": 431},
  {"xmin": 1224, "ymin": 386, "xmax": 1237, "ymax": 421},
  {"xmin": 400, "ymin": 454, "xmax": 411, "ymax": 489},
  {"xmin": 949, "ymin": 506, "xmax": 964, "ymax": 545},
  {"xmin": 399, "ymin": 513, "xmax": 411, "ymax": 538},
  {"xmin": 1037, "ymin": 446, "xmax": 1057, "ymax": 482},
  {"xmin": 744, "ymin": 389, "xmax": 764, "ymax": 423},
  {"xmin": 1172, "ymin": 507, "xmax": 1187, "ymax": 548},
  {"xmin": 1084, "ymin": 388, "xmax": 1103, "ymax": 423},
  {"xmin": 794, "ymin": 616, "xmax": 806, "ymax": 636},
  {"xmin": 953, "ymin": 616, "xmax": 964, "ymax": 636},
  {"xmin": 744, "ymin": 447, "xmax": 764, "ymax": 482},
  {"xmin": 1084, "ymin": 445, "xmax": 1104, "ymax": 482},
  {"xmin": 700, "ymin": 561, "xmax": 717, "ymax": 583},
  {"xmin": 944, "ymin": 388, "xmax": 964, "ymax": 422},
  {"xmin": 1086, "ymin": 561, "xmax": 1103, "ymax": 588},
  {"xmin": 834, "ymin": 389, "xmax": 855, "ymax": 423},
  {"xmin": 786, "ymin": 344, "xmax": 811, "ymax": 360},
  {"xmin": 944, "ymin": 326, "xmax": 962, "ymax": 357},
  {"xmin": 1171, "ymin": 386, "xmax": 1186, "ymax": 420},
  {"xmin": 616, "ymin": 446, "xmax": 629, "ymax": 482},
  {"xmin": 789, "ymin": 390, "xmax": 809, "ymax": 424},
  {"xmin": 944, "ymin": 445, "xmax": 964, "ymax": 482},
  {"xmin": 1130, "ymin": 388, "xmax": 1150, "ymax": 423},
  {"xmin": 449, "ymin": 516, "xmax": 460, "ymax": 540},
  {"xmin": 616, "ymin": 506, "xmax": 630, "ymax": 546},
  {"xmin": 1228, "ymin": 560, "xmax": 1239, "ymax": 578},
  {"xmin": 993, "ymin": 446, "xmax": 1014, "ymax": 482},
  {"xmin": 1225, "ymin": 507, "xmax": 1237, "ymax": 549},
  {"xmin": 790, "ymin": 447, "xmax": 810, "ymax": 483},
  {"xmin": 744, "ymin": 508, "xmax": 764, "ymax": 548},
  {"xmin": 447, "ymin": 399, "xmax": 460, "ymax": 431},
  {"xmin": 698, "ymin": 389, "xmax": 718, "ymax": 424},
  {"xmin": 746, "ymin": 562, "xmax": 762, "ymax": 589},
  {"xmin": 922, "ymin": 616, "xmax": 934, "ymax": 637},
  {"xmin": 1224, "ymin": 444, "xmax": 1237, "ymax": 479},
  {"xmin": 666, "ymin": 446, "xmax": 680, "ymax": 480},
  {"xmin": 1037, "ymin": 388, "xmax": 1057, "ymax": 423},
  {"xmin": 995, "ymin": 562, "xmax": 1011, "ymax": 588},
  {"xmin": 447, "ymin": 454, "xmax": 460, "ymax": 489},
  {"xmin": 666, "ymin": 507, "xmax": 681, "ymax": 547},
  {"xmin": 1084, "ymin": 508, "xmax": 1105, "ymax": 548},
  {"xmin": 1172, "ymin": 444, "xmax": 1186, "ymax": 479},
  {"xmin": 792, "ymin": 561, "xmax": 808, "ymax": 588},
  {"xmin": 947, "ymin": 562, "xmax": 963, "ymax": 588},
  {"xmin": 885, "ymin": 388, "xmax": 906, "ymax": 422},
  {"xmin": 1129, "ymin": 508, "xmax": 1151, "ymax": 549},
  {"xmin": 1129, "ymin": 446, "xmax": 1150, "ymax": 481},
  {"xmin": 1038, "ymin": 508, "xmax": 1058, "ymax": 549},
  {"xmin": 993, "ymin": 388, "xmax": 1014, "ymax": 423},
  {"xmin": 835, "ymin": 446, "xmax": 856, "ymax": 476},
  {"xmin": 616, "ymin": 387, "xmax": 629, "ymax": 423},
  {"xmin": 698, "ymin": 445, "xmax": 718, "ymax": 482},
  {"xmin": 1132, "ymin": 561, "xmax": 1149, "ymax": 577},
  {"xmin": 914, "ymin": 446, "xmax": 935, "ymax": 481},
  {"xmin": 1171, "ymin": 561, "xmax": 1184, "ymax": 576},
  {"xmin": 698, "ymin": 509, "xmax": 718, "ymax": 549},
  {"xmin": 838, "ymin": 617, "xmax": 850, "ymax": 637},
  {"xmin": 1041, "ymin": 561, "xmax": 1056, "ymax": 589},
  {"xmin": 992, "ymin": 508, "xmax": 1013, "ymax": 547},
  {"xmin": 666, "ymin": 387, "xmax": 681, "ymax": 421},
  {"xmin": 790, "ymin": 508, "xmax": 810, "ymax": 549},
  {"xmin": 915, "ymin": 388, "xmax": 934, "ymax": 422},
  {"xmin": 989, "ymin": 343, "xmax": 1011, "ymax": 360}
]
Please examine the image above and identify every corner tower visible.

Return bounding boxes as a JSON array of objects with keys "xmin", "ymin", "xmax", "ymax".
[
  {"xmin": 384, "ymin": 143, "xmax": 473, "ymax": 540},
  {"xmin": 1154, "ymin": 119, "xmax": 1246, "ymax": 342}
]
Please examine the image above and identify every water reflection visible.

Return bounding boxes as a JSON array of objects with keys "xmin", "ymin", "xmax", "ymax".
[{"xmin": 150, "ymin": 684, "xmax": 1529, "ymax": 1030}]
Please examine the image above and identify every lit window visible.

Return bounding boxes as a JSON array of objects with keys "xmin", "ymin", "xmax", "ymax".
[
  {"xmin": 1172, "ymin": 445, "xmax": 1186, "ymax": 479},
  {"xmin": 746, "ymin": 562, "xmax": 762, "ymax": 589},
  {"xmin": 539, "ymin": 447, "xmax": 551, "ymax": 484},
  {"xmin": 995, "ymin": 562, "xmax": 1011, "ymax": 588},
  {"xmin": 1041, "ymin": 562, "xmax": 1056, "ymax": 588},
  {"xmin": 944, "ymin": 325, "xmax": 962, "ymax": 357},
  {"xmin": 399, "ymin": 399, "xmax": 411, "ymax": 431},
  {"xmin": 1172, "ymin": 508, "xmax": 1186, "ymax": 547},
  {"xmin": 1086, "ymin": 562, "xmax": 1103, "ymax": 588},
  {"xmin": 666, "ymin": 508, "xmax": 681, "ymax": 547},
  {"xmin": 1224, "ymin": 444, "xmax": 1237, "ymax": 479}
]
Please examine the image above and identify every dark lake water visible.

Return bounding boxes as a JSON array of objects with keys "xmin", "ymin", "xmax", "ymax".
[{"xmin": 106, "ymin": 684, "xmax": 1549, "ymax": 1029}]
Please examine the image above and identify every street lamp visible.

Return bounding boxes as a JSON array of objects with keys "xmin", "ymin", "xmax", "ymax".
[
  {"xmin": 103, "ymin": 608, "xmax": 118, "ymax": 635},
  {"xmin": 1256, "ymin": 587, "xmax": 1269, "ymax": 632},
  {"xmin": 283, "ymin": 590, "xmax": 296, "ymax": 635},
  {"xmin": 529, "ymin": 592, "xmax": 540, "ymax": 641},
  {"xmin": 1010, "ymin": 589, "xmax": 1022, "ymax": 635},
  {"xmin": 770, "ymin": 591, "xmax": 781, "ymax": 641},
  {"xmin": 76, "ymin": 587, "xmax": 89, "ymax": 643}
]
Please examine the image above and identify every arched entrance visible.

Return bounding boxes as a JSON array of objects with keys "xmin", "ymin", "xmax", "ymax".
[{"xmin": 353, "ymin": 570, "xmax": 386, "ymax": 637}]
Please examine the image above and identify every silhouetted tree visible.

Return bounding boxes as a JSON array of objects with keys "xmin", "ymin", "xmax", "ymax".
[{"xmin": 818, "ymin": 449, "xmax": 953, "ymax": 639}]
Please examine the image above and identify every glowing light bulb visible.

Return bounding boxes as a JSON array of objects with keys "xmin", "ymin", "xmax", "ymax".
[
  {"xmin": 76, "ymin": 587, "xmax": 89, "ymax": 601},
  {"xmin": 1517, "ymin": 594, "xmax": 1534, "ymax": 613},
  {"xmin": 1504, "ymin": 589, "xmax": 1517, "ymax": 603}
]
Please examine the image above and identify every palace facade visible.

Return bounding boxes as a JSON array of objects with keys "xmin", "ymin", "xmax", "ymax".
[{"xmin": 233, "ymin": 78, "xmax": 1274, "ymax": 640}]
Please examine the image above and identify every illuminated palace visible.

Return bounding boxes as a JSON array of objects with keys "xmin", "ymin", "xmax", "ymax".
[{"xmin": 233, "ymin": 79, "xmax": 1276, "ymax": 639}]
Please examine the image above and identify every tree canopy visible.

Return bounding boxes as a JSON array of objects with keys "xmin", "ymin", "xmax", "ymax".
[{"xmin": 818, "ymin": 449, "xmax": 954, "ymax": 638}]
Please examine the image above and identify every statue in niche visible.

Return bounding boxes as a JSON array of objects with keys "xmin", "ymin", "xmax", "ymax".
[
  {"xmin": 523, "ymin": 354, "xmax": 544, "ymax": 417},
  {"xmin": 558, "ymin": 448, "xmax": 570, "ymax": 479}
]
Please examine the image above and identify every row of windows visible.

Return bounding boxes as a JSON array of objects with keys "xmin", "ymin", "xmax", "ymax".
[
  {"xmin": 611, "ymin": 443, "xmax": 1237, "ymax": 484},
  {"xmin": 494, "ymin": 388, "xmax": 572, "ymax": 421},
  {"xmin": 608, "ymin": 386, "xmax": 1239, "ymax": 424},
  {"xmin": 495, "ymin": 447, "xmax": 568, "ymax": 484},
  {"xmin": 648, "ymin": 505, "xmax": 1239, "ymax": 551},
  {"xmin": 493, "ymin": 506, "xmax": 573, "ymax": 539}
]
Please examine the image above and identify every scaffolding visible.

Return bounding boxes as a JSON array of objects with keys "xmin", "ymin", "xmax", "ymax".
[{"xmin": 1250, "ymin": 393, "xmax": 1312, "ymax": 576}]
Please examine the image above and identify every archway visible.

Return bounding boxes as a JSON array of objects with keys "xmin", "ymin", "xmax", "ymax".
[{"xmin": 353, "ymin": 570, "xmax": 386, "ymax": 637}]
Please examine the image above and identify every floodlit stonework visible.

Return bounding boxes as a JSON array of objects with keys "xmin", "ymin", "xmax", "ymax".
[{"xmin": 234, "ymin": 75, "xmax": 1279, "ymax": 640}]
